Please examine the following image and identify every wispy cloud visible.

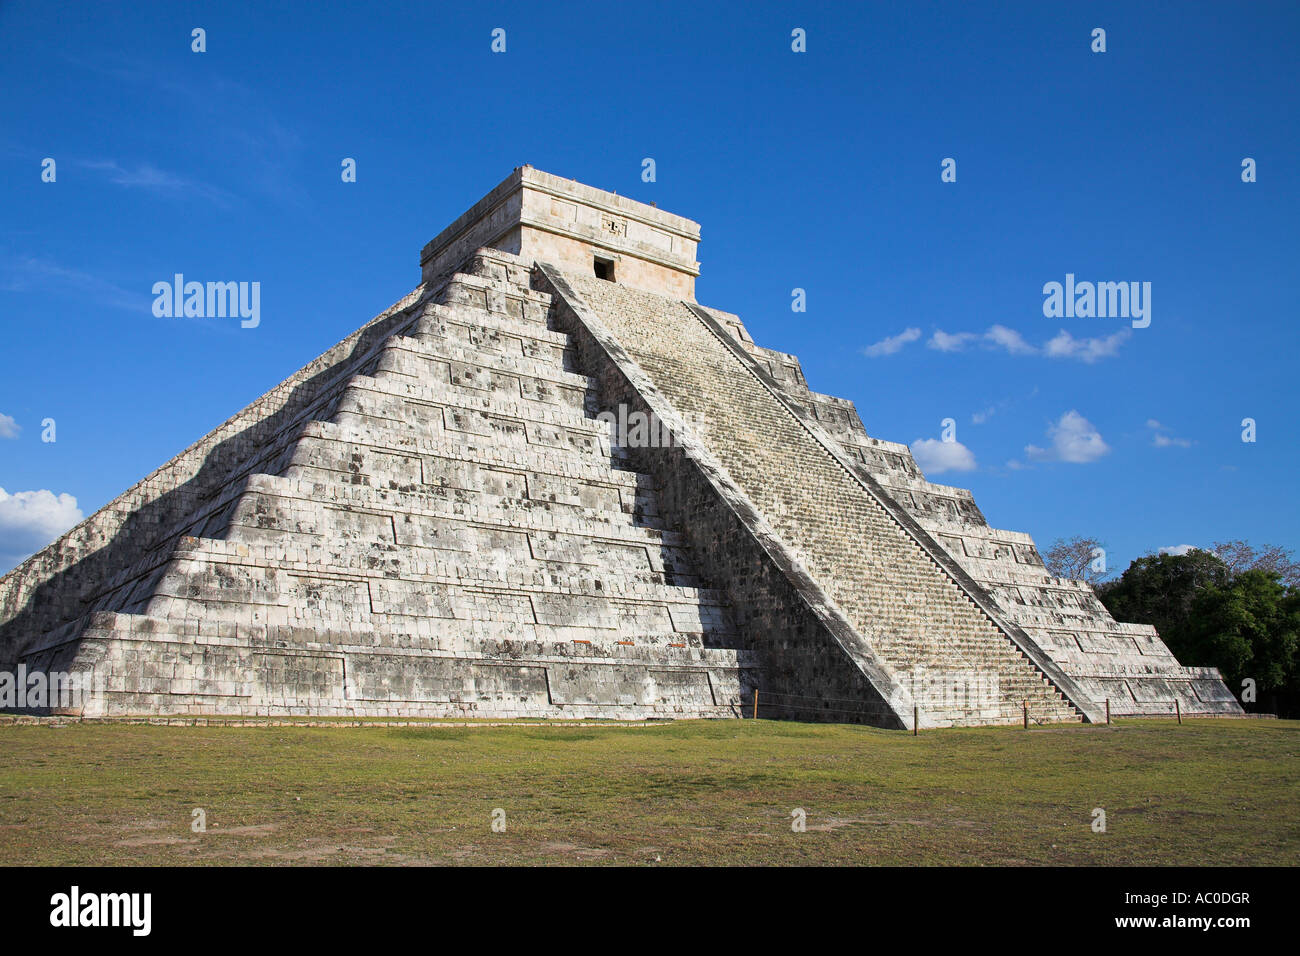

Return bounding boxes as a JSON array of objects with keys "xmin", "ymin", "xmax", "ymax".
[
  {"xmin": 862, "ymin": 327, "xmax": 921, "ymax": 357},
  {"xmin": 77, "ymin": 159, "xmax": 236, "ymax": 207},
  {"xmin": 926, "ymin": 325, "xmax": 1131, "ymax": 362},
  {"xmin": 1044, "ymin": 328, "xmax": 1131, "ymax": 363},
  {"xmin": 0, "ymin": 256, "xmax": 147, "ymax": 313},
  {"xmin": 0, "ymin": 414, "xmax": 19, "ymax": 439},
  {"xmin": 1025, "ymin": 410, "xmax": 1111, "ymax": 464},
  {"xmin": 58, "ymin": 54, "xmax": 308, "ymax": 208},
  {"xmin": 1147, "ymin": 419, "xmax": 1194, "ymax": 448},
  {"xmin": 971, "ymin": 386, "xmax": 1039, "ymax": 425},
  {"xmin": 984, "ymin": 324, "xmax": 1037, "ymax": 355},
  {"xmin": 929, "ymin": 330, "xmax": 978, "ymax": 353}
]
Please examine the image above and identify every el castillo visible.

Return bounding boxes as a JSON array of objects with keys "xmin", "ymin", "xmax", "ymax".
[{"xmin": 0, "ymin": 167, "xmax": 1245, "ymax": 728}]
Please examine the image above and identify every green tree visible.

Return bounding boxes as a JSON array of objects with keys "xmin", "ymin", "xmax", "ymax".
[
  {"xmin": 1098, "ymin": 550, "xmax": 1300, "ymax": 716},
  {"xmin": 1096, "ymin": 550, "xmax": 1231, "ymax": 651},
  {"xmin": 1182, "ymin": 571, "xmax": 1300, "ymax": 710}
]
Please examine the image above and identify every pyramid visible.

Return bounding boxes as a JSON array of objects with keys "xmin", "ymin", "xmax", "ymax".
[{"xmin": 0, "ymin": 167, "xmax": 1241, "ymax": 726}]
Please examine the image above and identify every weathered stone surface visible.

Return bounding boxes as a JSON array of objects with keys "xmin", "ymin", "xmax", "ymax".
[
  {"xmin": 689, "ymin": 312, "xmax": 1241, "ymax": 718},
  {"xmin": 0, "ymin": 169, "xmax": 1240, "ymax": 724},
  {"xmin": 1, "ymin": 246, "xmax": 751, "ymax": 719},
  {"xmin": 542, "ymin": 269, "xmax": 1091, "ymax": 727},
  {"xmin": 421, "ymin": 166, "xmax": 700, "ymax": 300}
]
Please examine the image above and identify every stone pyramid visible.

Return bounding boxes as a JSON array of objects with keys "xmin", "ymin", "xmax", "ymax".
[{"xmin": 0, "ymin": 167, "xmax": 1241, "ymax": 726}]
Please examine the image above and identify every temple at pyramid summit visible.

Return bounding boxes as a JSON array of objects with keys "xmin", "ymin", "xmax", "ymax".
[{"xmin": 0, "ymin": 167, "xmax": 1242, "ymax": 726}]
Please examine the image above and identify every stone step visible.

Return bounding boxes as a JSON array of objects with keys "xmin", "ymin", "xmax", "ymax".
[
  {"xmin": 55, "ymin": 609, "xmax": 750, "ymax": 720},
  {"xmin": 460, "ymin": 249, "xmax": 539, "ymax": 289},
  {"xmin": 377, "ymin": 332, "xmax": 593, "ymax": 395},
  {"xmin": 102, "ymin": 606, "xmax": 743, "ymax": 658},
  {"xmin": 229, "ymin": 472, "xmax": 686, "ymax": 549},
  {"xmin": 285, "ymin": 420, "xmax": 648, "ymax": 499},
  {"xmin": 141, "ymin": 538, "xmax": 736, "ymax": 642},
  {"xmin": 441, "ymin": 266, "xmax": 555, "ymax": 306},
  {"xmin": 77, "ymin": 333, "xmax": 639, "ymax": 625},
  {"xmin": 235, "ymin": 472, "xmax": 682, "ymax": 546},
  {"xmin": 227, "ymin": 513, "xmax": 710, "ymax": 589},
  {"xmin": 224, "ymin": 495, "xmax": 712, "ymax": 591},
  {"xmin": 1005, "ymin": 612, "xmax": 1147, "ymax": 641},
  {"xmin": 160, "ymin": 533, "xmax": 731, "ymax": 612},
  {"xmin": 414, "ymin": 304, "xmax": 575, "ymax": 367},
  {"xmin": 419, "ymin": 295, "xmax": 570, "ymax": 337},
  {"xmin": 439, "ymin": 274, "xmax": 553, "ymax": 327},
  {"xmin": 1006, "ymin": 604, "xmax": 1143, "ymax": 631},
  {"xmin": 335, "ymin": 371, "xmax": 603, "ymax": 444}
]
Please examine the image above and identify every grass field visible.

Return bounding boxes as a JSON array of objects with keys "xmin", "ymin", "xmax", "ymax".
[{"xmin": 1, "ymin": 718, "xmax": 1296, "ymax": 866}]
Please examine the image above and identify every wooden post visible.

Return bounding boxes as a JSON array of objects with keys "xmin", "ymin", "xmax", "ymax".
[
  {"xmin": 1105, "ymin": 699, "xmax": 1111, "ymax": 725},
  {"xmin": 753, "ymin": 689, "xmax": 759, "ymax": 720},
  {"xmin": 913, "ymin": 705, "xmax": 918, "ymax": 736},
  {"xmin": 1175, "ymin": 698, "xmax": 1181, "ymax": 724},
  {"xmin": 1022, "ymin": 700, "xmax": 1028, "ymax": 729}
]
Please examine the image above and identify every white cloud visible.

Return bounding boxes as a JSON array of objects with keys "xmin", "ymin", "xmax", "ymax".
[
  {"xmin": 0, "ymin": 413, "xmax": 19, "ymax": 439},
  {"xmin": 984, "ymin": 324, "xmax": 1037, "ymax": 355},
  {"xmin": 910, "ymin": 438, "xmax": 977, "ymax": 475},
  {"xmin": 926, "ymin": 326, "xmax": 1128, "ymax": 362},
  {"xmin": 928, "ymin": 326, "xmax": 1036, "ymax": 354},
  {"xmin": 1159, "ymin": 544, "xmax": 1202, "ymax": 556},
  {"xmin": 0, "ymin": 487, "xmax": 83, "ymax": 566},
  {"xmin": 863, "ymin": 327, "xmax": 921, "ymax": 357},
  {"xmin": 1025, "ymin": 410, "xmax": 1111, "ymax": 464},
  {"xmin": 1043, "ymin": 328, "xmax": 1131, "ymax": 363},
  {"xmin": 928, "ymin": 330, "xmax": 977, "ymax": 352}
]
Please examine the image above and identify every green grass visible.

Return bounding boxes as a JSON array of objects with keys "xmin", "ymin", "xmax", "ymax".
[{"xmin": 0, "ymin": 718, "xmax": 1295, "ymax": 865}]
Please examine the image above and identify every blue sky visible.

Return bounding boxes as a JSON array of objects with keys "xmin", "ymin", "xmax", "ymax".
[{"xmin": 1, "ymin": 0, "xmax": 1297, "ymax": 575}]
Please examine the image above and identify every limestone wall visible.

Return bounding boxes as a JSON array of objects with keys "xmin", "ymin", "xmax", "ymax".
[
  {"xmin": 6, "ymin": 248, "xmax": 752, "ymax": 719},
  {"xmin": 420, "ymin": 167, "xmax": 700, "ymax": 299},
  {"xmin": 0, "ymin": 285, "xmax": 431, "ymax": 672}
]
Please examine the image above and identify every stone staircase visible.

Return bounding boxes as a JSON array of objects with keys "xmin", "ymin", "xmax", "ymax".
[
  {"xmin": 544, "ymin": 272, "xmax": 1084, "ymax": 727},
  {"xmin": 716, "ymin": 321, "xmax": 1240, "ymax": 717}
]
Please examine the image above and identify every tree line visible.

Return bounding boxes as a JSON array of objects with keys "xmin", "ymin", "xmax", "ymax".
[{"xmin": 1043, "ymin": 538, "xmax": 1299, "ymax": 718}]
